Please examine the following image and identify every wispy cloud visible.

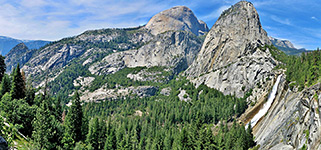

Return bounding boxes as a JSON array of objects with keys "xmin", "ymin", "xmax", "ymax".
[
  {"xmin": 271, "ymin": 15, "xmax": 291, "ymax": 26},
  {"xmin": 0, "ymin": 0, "xmax": 172, "ymax": 40},
  {"xmin": 311, "ymin": 16, "xmax": 318, "ymax": 21}
]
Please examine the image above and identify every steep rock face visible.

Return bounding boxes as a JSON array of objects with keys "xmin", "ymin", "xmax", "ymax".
[
  {"xmin": 22, "ymin": 28, "xmax": 153, "ymax": 86},
  {"xmin": 254, "ymin": 76, "xmax": 321, "ymax": 150},
  {"xmin": 89, "ymin": 31, "xmax": 202, "ymax": 75},
  {"xmin": 5, "ymin": 43, "xmax": 36, "ymax": 73},
  {"xmin": 185, "ymin": 1, "xmax": 276, "ymax": 98},
  {"xmin": 145, "ymin": 6, "xmax": 209, "ymax": 35}
]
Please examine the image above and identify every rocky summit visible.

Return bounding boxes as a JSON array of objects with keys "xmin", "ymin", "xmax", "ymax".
[
  {"xmin": 145, "ymin": 6, "xmax": 209, "ymax": 35},
  {"xmin": 185, "ymin": 1, "xmax": 277, "ymax": 98},
  {"xmin": 5, "ymin": 43, "xmax": 36, "ymax": 73}
]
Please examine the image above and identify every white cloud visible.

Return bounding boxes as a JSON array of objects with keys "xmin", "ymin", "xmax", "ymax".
[{"xmin": 311, "ymin": 16, "xmax": 318, "ymax": 20}]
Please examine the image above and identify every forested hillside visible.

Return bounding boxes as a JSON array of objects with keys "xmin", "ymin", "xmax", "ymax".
[{"xmin": 0, "ymin": 55, "xmax": 256, "ymax": 149}]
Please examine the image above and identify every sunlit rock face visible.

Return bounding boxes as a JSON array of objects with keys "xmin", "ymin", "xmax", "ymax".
[{"xmin": 185, "ymin": 1, "xmax": 276, "ymax": 98}]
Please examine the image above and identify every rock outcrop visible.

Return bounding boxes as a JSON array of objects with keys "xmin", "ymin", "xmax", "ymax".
[
  {"xmin": 254, "ymin": 75, "xmax": 321, "ymax": 150},
  {"xmin": 145, "ymin": 6, "xmax": 209, "ymax": 36},
  {"xmin": 5, "ymin": 43, "xmax": 36, "ymax": 73},
  {"xmin": 80, "ymin": 86, "xmax": 158, "ymax": 102},
  {"xmin": 185, "ymin": 1, "xmax": 276, "ymax": 98},
  {"xmin": 89, "ymin": 31, "xmax": 202, "ymax": 76}
]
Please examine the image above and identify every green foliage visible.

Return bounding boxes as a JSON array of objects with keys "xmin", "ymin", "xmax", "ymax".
[
  {"xmin": 0, "ymin": 93, "xmax": 37, "ymax": 136},
  {"xmin": 0, "ymin": 74, "xmax": 11, "ymax": 97},
  {"xmin": 81, "ymin": 76, "xmax": 252, "ymax": 149},
  {"xmin": 10, "ymin": 64, "xmax": 25, "ymax": 100},
  {"xmin": 0, "ymin": 55, "xmax": 6, "ymax": 83},
  {"xmin": 86, "ymin": 117, "xmax": 106, "ymax": 150},
  {"xmin": 48, "ymin": 62, "xmax": 91, "ymax": 103},
  {"xmin": 63, "ymin": 91, "xmax": 83, "ymax": 143},
  {"xmin": 32, "ymin": 99, "xmax": 62, "ymax": 149},
  {"xmin": 269, "ymin": 45, "xmax": 321, "ymax": 90}
]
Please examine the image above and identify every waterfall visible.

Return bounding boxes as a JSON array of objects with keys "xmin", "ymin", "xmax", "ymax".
[{"xmin": 247, "ymin": 75, "xmax": 282, "ymax": 127}]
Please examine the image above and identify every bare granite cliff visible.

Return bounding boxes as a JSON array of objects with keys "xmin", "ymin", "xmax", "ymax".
[
  {"xmin": 145, "ymin": 6, "xmax": 209, "ymax": 35},
  {"xmin": 185, "ymin": 1, "xmax": 277, "ymax": 98},
  {"xmin": 89, "ymin": 31, "xmax": 202, "ymax": 76}
]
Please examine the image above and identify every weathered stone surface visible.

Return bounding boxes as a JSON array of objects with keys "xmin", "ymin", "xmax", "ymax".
[
  {"xmin": 89, "ymin": 31, "xmax": 202, "ymax": 76},
  {"xmin": 160, "ymin": 87, "xmax": 171, "ymax": 96},
  {"xmin": 80, "ymin": 86, "xmax": 158, "ymax": 102},
  {"xmin": 254, "ymin": 76, "xmax": 321, "ymax": 150},
  {"xmin": 145, "ymin": 6, "xmax": 209, "ymax": 36},
  {"xmin": 178, "ymin": 89, "xmax": 191, "ymax": 102},
  {"xmin": 185, "ymin": 1, "xmax": 276, "ymax": 98}
]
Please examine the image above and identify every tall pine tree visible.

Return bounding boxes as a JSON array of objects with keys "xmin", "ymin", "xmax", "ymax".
[
  {"xmin": 62, "ymin": 91, "xmax": 83, "ymax": 147},
  {"xmin": 10, "ymin": 64, "xmax": 25, "ymax": 100},
  {"xmin": 0, "ymin": 74, "xmax": 11, "ymax": 97},
  {"xmin": 0, "ymin": 55, "xmax": 6, "ymax": 83},
  {"xmin": 32, "ymin": 99, "xmax": 60, "ymax": 149}
]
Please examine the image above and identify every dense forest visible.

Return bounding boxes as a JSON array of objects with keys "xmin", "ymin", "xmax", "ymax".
[
  {"xmin": 0, "ymin": 55, "xmax": 256, "ymax": 149},
  {"xmin": 268, "ymin": 45, "xmax": 321, "ymax": 90}
]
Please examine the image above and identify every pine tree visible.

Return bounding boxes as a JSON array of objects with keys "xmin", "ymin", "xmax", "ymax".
[
  {"xmin": 10, "ymin": 64, "xmax": 25, "ymax": 100},
  {"xmin": 0, "ymin": 74, "xmax": 11, "ymax": 97},
  {"xmin": 25, "ymin": 80, "xmax": 35, "ymax": 105},
  {"xmin": 62, "ymin": 91, "xmax": 83, "ymax": 147},
  {"xmin": 32, "ymin": 99, "xmax": 59, "ymax": 149},
  {"xmin": 178, "ymin": 127, "xmax": 190, "ymax": 149},
  {"xmin": 104, "ymin": 127, "xmax": 117, "ymax": 150},
  {"xmin": 246, "ymin": 122, "xmax": 255, "ymax": 148},
  {"xmin": 0, "ymin": 55, "xmax": 6, "ymax": 83},
  {"xmin": 86, "ymin": 117, "xmax": 100, "ymax": 149}
]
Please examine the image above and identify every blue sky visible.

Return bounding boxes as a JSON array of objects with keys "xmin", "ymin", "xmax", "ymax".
[{"xmin": 0, "ymin": 0, "xmax": 320, "ymax": 49}]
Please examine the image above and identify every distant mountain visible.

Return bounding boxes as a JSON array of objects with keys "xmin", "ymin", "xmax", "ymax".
[
  {"xmin": 269, "ymin": 37, "xmax": 307, "ymax": 55},
  {"xmin": 5, "ymin": 43, "xmax": 37, "ymax": 73},
  {"xmin": 0, "ymin": 36, "xmax": 50, "ymax": 55}
]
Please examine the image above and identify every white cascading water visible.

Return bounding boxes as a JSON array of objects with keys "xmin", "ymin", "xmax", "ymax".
[{"xmin": 247, "ymin": 75, "xmax": 282, "ymax": 127}]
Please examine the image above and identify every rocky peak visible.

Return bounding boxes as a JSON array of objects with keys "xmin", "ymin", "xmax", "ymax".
[
  {"xmin": 8, "ymin": 43, "xmax": 28, "ymax": 54},
  {"xmin": 269, "ymin": 37, "xmax": 295, "ymax": 49},
  {"xmin": 145, "ymin": 6, "xmax": 209, "ymax": 36},
  {"xmin": 5, "ymin": 43, "xmax": 35, "ymax": 73},
  {"xmin": 185, "ymin": 1, "xmax": 276, "ymax": 97}
]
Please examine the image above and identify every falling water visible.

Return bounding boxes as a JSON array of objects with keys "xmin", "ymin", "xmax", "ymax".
[{"xmin": 247, "ymin": 75, "xmax": 282, "ymax": 127}]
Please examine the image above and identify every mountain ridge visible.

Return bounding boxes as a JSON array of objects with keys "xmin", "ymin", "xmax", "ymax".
[
  {"xmin": 0, "ymin": 36, "xmax": 50, "ymax": 55},
  {"xmin": 269, "ymin": 36, "xmax": 308, "ymax": 55}
]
